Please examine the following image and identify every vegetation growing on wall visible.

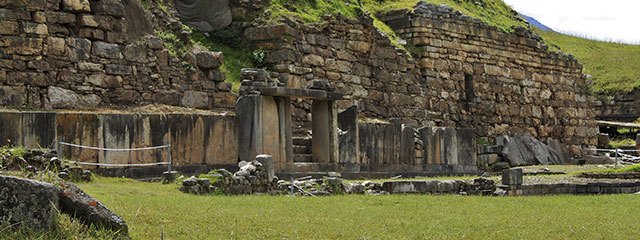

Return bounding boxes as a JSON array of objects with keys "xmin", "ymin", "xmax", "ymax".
[{"xmin": 190, "ymin": 29, "xmax": 265, "ymax": 92}]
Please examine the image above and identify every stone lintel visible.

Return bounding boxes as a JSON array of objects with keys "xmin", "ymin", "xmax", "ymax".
[{"xmin": 257, "ymin": 87, "xmax": 344, "ymax": 101}]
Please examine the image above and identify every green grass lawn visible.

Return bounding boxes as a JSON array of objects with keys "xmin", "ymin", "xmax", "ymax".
[{"xmin": 77, "ymin": 177, "xmax": 640, "ymax": 239}]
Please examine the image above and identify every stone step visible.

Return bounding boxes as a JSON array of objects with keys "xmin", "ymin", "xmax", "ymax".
[
  {"xmin": 292, "ymin": 137, "xmax": 312, "ymax": 146},
  {"xmin": 293, "ymin": 154, "xmax": 313, "ymax": 163},
  {"xmin": 293, "ymin": 145, "xmax": 311, "ymax": 154}
]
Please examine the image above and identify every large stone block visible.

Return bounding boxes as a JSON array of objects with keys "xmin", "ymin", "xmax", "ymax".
[
  {"xmin": 2, "ymin": 37, "xmax": 43, "ymax": 55},
  {"xmin": 500, "ymin": 134, "xmax": 562, "ymax": 166},
  {"xmin": 194, "ymin": 50, "xmax": 222, "ymax": 69},
  {"xmin": 168, "ymin": 114, "xmax": 206, "ymax": 166},
  {"xmin": 99, "ymin": 114, "xmax": 135, "ymax": 166},
  {"xmin": 92, "ymin": 41, "xmax": 122, "ymax": 59},
  {"xmin": 338, "ymin": 106, "xmax": 358, "ymax": 164},
  {"xmin": 0, "ymin": 176, "xmax": 59, "ymax": 231},
  {"xmin": 22, "ymin": 112, "xmax": 57, "ymax": 149},
  {"xmin": 90, "ymin": 0, "xmax": 125, "ymax": 17},
  {"xmin": 236, "ymin": 94, "xmax": 261, "ymax": 162},
  {"xmin": 204, "ymin": 115, "xmax": 238, "ymax": 165},
  {"xmin": 0, "ymin": 21, "xmax": 19, "ymax": 35},
  {"xmin": 63, "ymin": 0, "xmax": 91, "ymax": 12},
  {"xmin": 66, "ymin": 38, "xmax": 92, "ymax": 61},
  {"xmin": 108, "ymin": 89, "xmax": 139, "ymax": 104},
  {"xmin": 502, "ymin": 168, "xmax": 523, "ymax": 186},
  {"xmin": 181, "ymin": 91, "xmax": 209, "ymax": 109},
  {"xmin": 456, "ymin": 128, "xmax": 477, "ymax": 166},
  {"xmin": 48, "ymin": 86, "xmax": 101, "ymax": 108},
  {"xmin": 400, "ymin": 124, "xmax": 415, "ymax": 164},
  {"xmin": 55, "ymin": 113, "xmax": 101, "ymax": 163},
  {"xmin": 420, "ymin": 127, "xmax": 444, "ymax": 165},
  {"xmin": 0, "ymin": 86, "xmax": 25, "ymax": 106}
]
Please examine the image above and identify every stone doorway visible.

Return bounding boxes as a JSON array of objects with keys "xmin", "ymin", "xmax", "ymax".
[{"xmin": 235, "ymin": 69, "xmax": 344, "ymax": 171}]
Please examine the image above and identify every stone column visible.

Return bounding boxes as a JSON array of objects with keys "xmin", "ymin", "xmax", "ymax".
[
  {"xmin": 338, "ymin": 106, "xmax": 359, "ymax": 164},
  {"xmin": 328, "ymin": 101, "xmax": 338, "ymax": 163},
  {"xmin": 261, "ymin": 96, "xmax": 281, "ymax": 163},
  {"xmin": 420, "ymin": 127, "xmax": 445, "ymax": 165},
  {"xmin": 456, "ymin": 128, "xmax": 477, "ymax": 166},
  {"xmin": 400, "ymin": 124, "xmax": 415, "ymax": 165},
  {"xmin": 443, "ymin": 128, "xmax": 458, "ymax": 165},
  {"xmin": 312, "ymin": 100, "xmax": 331, "ymax": 163},
  {"xmin": 236, "ymin": 94, "xmax": 263, "ymax": 163},
  {"xmin": 279, "ymin": 97, "xmax": 293, "ymax": 163}
]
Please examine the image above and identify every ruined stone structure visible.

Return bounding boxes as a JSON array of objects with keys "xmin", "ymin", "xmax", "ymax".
[
  {"xmin": 595, "ymin": 89, "xmax": 640, "ymax": 122},
  {"xmin": 0, "ymin": 111, "xmax": 237, "ymax": 170},
  {"xmin": 1, "ymin": 0, "xmax": 600, "ymax": 176},
  {"xmin": 0, "ymin": 0, "xmax": 235, "ymax": 110},
  {"xmin": 245, "ymin": 2, "xmax": 597, "ymax": 155}
]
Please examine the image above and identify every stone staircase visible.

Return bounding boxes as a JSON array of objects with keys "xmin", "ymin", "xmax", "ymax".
[{"xmin": 292, "ymin": 136, "xmax": 312, "ymax": 162}]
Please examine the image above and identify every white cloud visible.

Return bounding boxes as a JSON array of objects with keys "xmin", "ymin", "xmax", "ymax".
[{"xmin": 503, "ymin": 0, "xmax": 640, "ymax": 44}]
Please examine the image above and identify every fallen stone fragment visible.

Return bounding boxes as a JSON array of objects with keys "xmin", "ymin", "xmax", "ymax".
[
  {"xmin": 58, "ymin": 181, "xmax": 128, "ymax": 236},
  {"xmin": 0, "ymin": 175, "xmax": 59, "ymax": 231}
]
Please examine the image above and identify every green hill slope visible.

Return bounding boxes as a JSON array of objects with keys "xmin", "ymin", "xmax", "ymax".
[{"xmin": 536, "ymin": 30, "xmax": 640, "ymax": 94}]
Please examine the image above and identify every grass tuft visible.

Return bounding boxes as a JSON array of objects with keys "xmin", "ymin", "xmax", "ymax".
[
  {"xmin": 608, "ymin": 138, "xmax": 637, "ymax": 149},
  {"xmin": 190, "ymin": 30, "xmax": 263, "ymax": 92}
]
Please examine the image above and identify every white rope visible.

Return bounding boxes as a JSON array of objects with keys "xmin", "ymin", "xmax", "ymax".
[
  {"xmin": 67, "ymin": 161, "xmax": 171, "ymax": 167},
  {"xmin": 59, "ymin": 142, "xmax": 170, "ymax": 151},
  {"xmin": 587, "ymin": 148, "xmax": 640, "ymax": 153}
]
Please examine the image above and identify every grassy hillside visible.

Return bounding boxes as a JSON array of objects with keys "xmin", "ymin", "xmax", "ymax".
[{"xmin": 536, "ymin": 30, "xmax": 640, "ymax": 94}]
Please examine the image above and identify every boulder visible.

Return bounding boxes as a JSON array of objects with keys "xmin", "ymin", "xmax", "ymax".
[
  {"xmin": 500, "ymin": 134, "xmax": 562, "ymax": 166},
  {"xmin": 58, "ymin": 181, "xmax": 128, "ymax": 236},
  {"xmin": 0, "ymin": 175, "xmax": 59, "ymax": 230},
  {"xmin": 62, "ymin": 0, "xmax": 91, "ymax": 12},
  {"xmin": 48, "ymin": 86, "xmax": 101, "ymax": 108},
  {"xmin": 181, "ymin": 91, "xmax": 209, "ymax": 109}
]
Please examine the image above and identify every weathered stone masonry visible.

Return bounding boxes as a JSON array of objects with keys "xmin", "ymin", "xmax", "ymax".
[
  {"xmin": 245, "ymin": 3, "xmax": 597, "ymax": 153},
  {"xmin": 0, "ymin": 0, "xmax": 236, "ymax": 110},
  {"xmin": 595, "ymin": 89, "xmax": 640, "ymax": 122}
]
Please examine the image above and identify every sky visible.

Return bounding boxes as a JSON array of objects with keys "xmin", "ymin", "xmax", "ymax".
[{"xmin": 503, "ymin": 0, "xmax": 640, "ymax": 44}]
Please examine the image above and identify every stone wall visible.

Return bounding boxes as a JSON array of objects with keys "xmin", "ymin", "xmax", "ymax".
[
  {"xmin": 244, "ymin": 2, "xmax": 597, "ymax": 153},
  {"xmin": 0, "ymin": 0, "xmax": 236, "ymax": 110},
  {"xmin": 0, "ymin": 111, "xmax": 237, "ymax": 167},
  {"xmin": 595, "ymin": 89, "xmax": 640, "ymax": 122}
]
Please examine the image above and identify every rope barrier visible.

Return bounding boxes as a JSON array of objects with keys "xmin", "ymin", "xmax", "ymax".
[
  {"xmin": 59, "ymin": 142, "xmax": 170, "ymax": 151},
  {"xmin": 587, "ymin": 148, "xmax": 640, "ymax": 153},
  {"xmin": 57, "ymin": 141, "xmax": 173, "ymax": 171}
]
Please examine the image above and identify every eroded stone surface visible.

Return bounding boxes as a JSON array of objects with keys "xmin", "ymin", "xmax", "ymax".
[
  {"xmin": 0, "ymin": 176, "xmax": 59, "ymax": 231},
  {"xmin": 59, "ymin": 181, "xmax": 128, "ymax": 235}
]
